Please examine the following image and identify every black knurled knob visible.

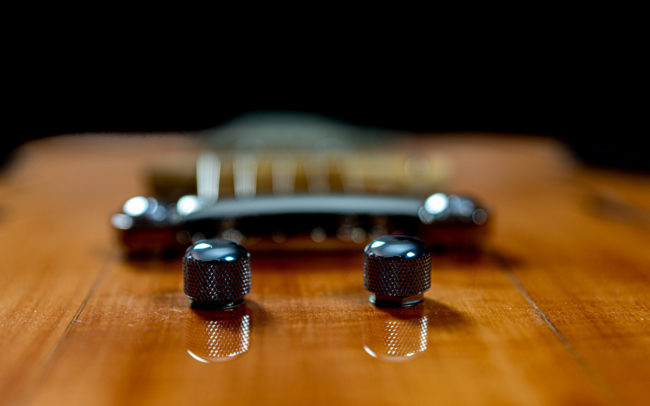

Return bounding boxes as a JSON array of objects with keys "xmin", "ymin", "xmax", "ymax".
[
  {"xmin": 183, "ymin": 238, "xmax": 252, "ymax": 308},
  {"xmin": 363, "ymin": 235, "xmax": 431, "ymax": 307}
]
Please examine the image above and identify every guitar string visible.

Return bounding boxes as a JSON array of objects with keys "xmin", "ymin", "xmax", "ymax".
[
  {"xmin": 197, "ymin": 151, "xmax": 220, "ymax": 203},
  {"xmin": 233, "ymin": 153, "xmax": 257, "ymax": 199}
]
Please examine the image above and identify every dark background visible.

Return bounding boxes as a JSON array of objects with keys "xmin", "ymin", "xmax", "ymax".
[{"xmin": 5, "ymin": 29, "xmax": 646, "ymax": 171}]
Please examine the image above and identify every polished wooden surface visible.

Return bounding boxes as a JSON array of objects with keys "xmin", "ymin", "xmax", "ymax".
[{"xmin": 1, "ymin": 135, "xmax": 649, "ymax": 406}]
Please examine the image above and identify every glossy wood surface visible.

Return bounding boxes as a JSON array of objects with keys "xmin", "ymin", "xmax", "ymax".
[{"xmin": 1, "ymin": 135, "xmax": 649, "ymax": 406}]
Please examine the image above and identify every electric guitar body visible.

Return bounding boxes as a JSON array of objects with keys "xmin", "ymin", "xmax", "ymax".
[{"xmin": 1, "ymin": 114, "xmax": 649, "ymax": 405}]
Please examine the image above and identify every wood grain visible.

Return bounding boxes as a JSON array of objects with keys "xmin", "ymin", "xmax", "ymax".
[
  {"xmin": 0, "ymin": 136, "xmax": 197, "ymax": 405},
  {"xmin": 493, "ymin": 167, "xmax": 650, "ymax": 406},
  {"xmin": 1, "ymin": 134, "xmax": 648, "ymax": 405}
]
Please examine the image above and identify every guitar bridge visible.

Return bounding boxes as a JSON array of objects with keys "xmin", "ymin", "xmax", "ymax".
[
  {"xmin": 112, "ymin": 192, "xmax": 489, "ymax": 256},
  {"xmin": 110, "ymin": 113, "xmax": 491, "ymax": 256}
]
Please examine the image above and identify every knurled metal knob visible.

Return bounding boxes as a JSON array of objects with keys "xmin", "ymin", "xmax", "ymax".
[
  {"xmin": 363, "ymin": 235, "xmax": 431, "ymax": 307},
  {"xmin": 183, "ymin": 238, "xmax": 252, "ymax": 308}
]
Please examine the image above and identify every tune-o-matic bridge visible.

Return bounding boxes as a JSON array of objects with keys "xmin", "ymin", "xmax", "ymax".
[
  {"xmin": 111, "ymin": 192, "xmax": 489, "ymax": 256},
  {"xmin": 111, "ymin": 113, "xmax": 491, "ymax": 256}
]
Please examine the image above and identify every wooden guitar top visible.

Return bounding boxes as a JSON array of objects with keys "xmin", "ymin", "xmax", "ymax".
[{"xmin": 1, "ymin": 134, "xmax": 649, "ymax": 405}]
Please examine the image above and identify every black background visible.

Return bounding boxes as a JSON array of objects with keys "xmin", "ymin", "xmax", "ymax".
[{"xmin": 5, "ymin": 24, "xmax": 646, "ymax": 171}]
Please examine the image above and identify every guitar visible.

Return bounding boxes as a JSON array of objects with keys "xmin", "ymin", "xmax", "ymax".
[
  {"xmin": 5, "ymin": 126, "xmax": 646, "ymax": 405},
  {"xmin": 110, "ymin": 113, "xmax": 490, "ymax": 256}
]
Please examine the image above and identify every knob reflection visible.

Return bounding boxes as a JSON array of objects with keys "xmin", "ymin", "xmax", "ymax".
[
  {"xmin": 362, "ymin": 306, "xmax": 428, "ymax": 361},
  {"xmin": 186, "ymin": 305, "xmax": 251, "ymax": 363}
]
